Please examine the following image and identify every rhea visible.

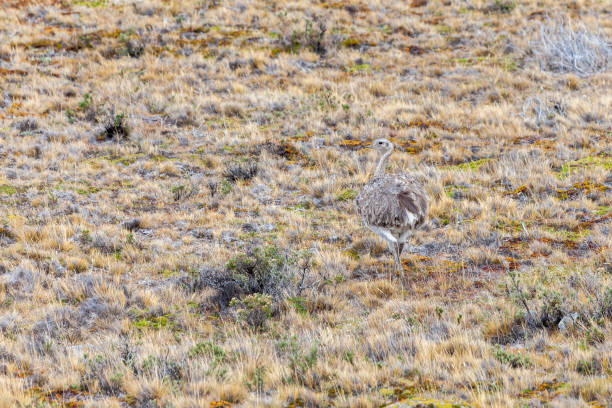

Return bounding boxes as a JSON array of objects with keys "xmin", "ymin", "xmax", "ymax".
[{"xmin": 356, "ymin": 138, "xmax": 429, "ymax": 274}]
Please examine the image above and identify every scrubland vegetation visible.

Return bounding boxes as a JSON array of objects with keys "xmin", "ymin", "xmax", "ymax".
[{"xmin": 0, "ymin": 0, "xmax": 611, "ymax": 406}]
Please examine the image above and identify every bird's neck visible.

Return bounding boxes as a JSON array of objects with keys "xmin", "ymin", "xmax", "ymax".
[{"xmin": 374, "ymin": 149, "xmax": 392, "ymax": 178}]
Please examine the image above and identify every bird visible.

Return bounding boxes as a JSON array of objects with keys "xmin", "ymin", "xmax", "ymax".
[{"xmin": 356, "ymin": 138, "xmax": 429, "ymax": 275}]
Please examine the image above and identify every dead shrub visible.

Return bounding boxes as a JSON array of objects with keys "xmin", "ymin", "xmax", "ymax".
[
  {"xmin": 221, "ymin": 102, "xmax": 244, "ymax": 117},
  {"xmin": 532, "ymin": 19, "xmax": 612, "ymax": 76},
  {"xmin": 276, "ymin": 15, "xmax": 335, "ymax": 56},
  {"xmin": 224, "ymin": 163, "xmax": 258, "ymax": 182}
]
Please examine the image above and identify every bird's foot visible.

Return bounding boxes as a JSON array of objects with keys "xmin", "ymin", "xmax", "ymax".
[
  {"xmin": 402, "ymin": 257, "xmax": 417, "ymax": 268},
  {"xmin": 394, "ymin": 262, "xmax": 405, "ymax": 278}
]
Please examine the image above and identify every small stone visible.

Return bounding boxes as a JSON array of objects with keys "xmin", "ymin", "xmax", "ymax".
[
  {"xmin": 558, "ymin": 312, "xmax": 579, "ymax": 334},
  {"xmin": 261, "ymin": 223, "xmax": 275, "ymax": 232},
  {"xmin": 251, "ymin": 184, "xmax": 271, "ymax": 195},
  {"xmin": 270, "ymin": 101, "xmax": 285, "ymax": 111},
  {"xmin": 179, "ymin": 46, "xmax": 193, "ymax": 57},
  {"xmin": 313, "ymin": 138, "xmax": 326, "ymax": 148},
  {"xmin": 4, "ymin": 267, "xmax": 37, "ymax": 291},
  {"xmin": 221, "ymin": 231, "xmax": 236, "ymax": 244},
  {"xmin": 174, "ymin": 220, "xmax": 188, "ymax": 230},
  {"xmin": 250, "ymin": 184, "xmax": 271, "ymax": 203},
  {"xmin": 604, "ymin": 173, "xmax": 612, "ymax": 188},
  {"xmin": 48, "ymin": 259, "xmax": 66, "ymax": 278},
  {"xmin": 0, "ymin": 314, "xmax": 17, "ymax": 334}
]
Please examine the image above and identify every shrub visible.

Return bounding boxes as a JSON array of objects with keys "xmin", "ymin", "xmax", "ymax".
[
  {"xmin": 90, "ymin": 231, "xmax": 120, "ymax": 254},
  {"xmin": 224, "ymin": 163, "xmax": 258, "ymax": 182},
  {"xmin": 484, "ymin": 0, "xmax": 516, "ymax": 13},
  {"xmin": 539, "ymin": 290, "xmax": 564, "ymax": 328},
  {"xmin": 521, "ymin": 96, "xmax": 565, "ymax": 129},
  {"xmin": 601, "ymin": 286, "xmax": 612, "ymax": 319},
  {"xmin": 172, "ymin": 182, "xmax": 198, "ymax": 201},
  {"xmin": 300, "ymin": 16, "xmax": 328, "ymax": 55},
  {"xmin": 182, "ymin": 247, "xmax": 311, "ymax": 322},
  {"xmin": 13, "ymin": 118, "xmax": 38, "ymax": 133},
  {"xmin": 80, "ymin": 353, "xmax": 125, "ymax": 395},
  {"xmin": 275, "ymin": 15, "xmax": 335, "ymax": 56},
  {"xmin": 230, "ymin": 293, "xmax": 274, "ymax": 328},
  {"xmin": 276, "ymin": 335, "xmax": 319, "ymax": 384},
  {"xmin": 575, "ymin": 357, "xmax": 602, "ymax": 375},
  {"xmin": 98, "ymin": 113, "xmax": 130, "ymax": 141},
  {"xmin": 492, "ymin": 345, "xmax": 532, "ymax": 368},
  {"xmin": 207, "ymin": 180, "xmax": 218, "ymax": 197},
  {"xmin": 532, "ymin": 19, "xmax": 612, "ymax": 76},
  {"xmin": 225, "ymin": 246, "xmax": 294, "ymax": 299},
  {"xmin": 188, "ymin": 341, "xmax": 227, "ymax": 379},
  {"xmin": 188, "ymin": 341, "xmax": 226, "ymax": 361},
  {"xmin": 140, "ymin": 355, "xmax": 183, "ymax": 382},
  {"xmin": 505, "ymin": 269, "xmax": 612, "ymax": 343}
]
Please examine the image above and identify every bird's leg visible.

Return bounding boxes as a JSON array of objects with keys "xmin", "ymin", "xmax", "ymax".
[
  {"xmin": 385, "ymin": 240, "xmax": 396, "ymax": 277},
  {"xmin": 393, "ymin": 242, "xmax": 403, "ymax": 276},
  {"xmin": 398, "ymin": 242, "xmax": 405, "ymax": 256}
]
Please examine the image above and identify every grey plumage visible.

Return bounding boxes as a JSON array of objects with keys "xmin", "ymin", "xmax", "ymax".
[
  {"xmin": 356, "ymin": 138, "xmax": 429, "ymax": 273},
  {"xmin": 357, "ymin": 174, "xmax": 428, "ymax": 230}
]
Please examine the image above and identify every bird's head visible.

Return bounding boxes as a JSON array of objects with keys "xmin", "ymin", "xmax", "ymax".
[{"xmin": 370, "ymin": 138, "xmax": 394, "ymax": 154}]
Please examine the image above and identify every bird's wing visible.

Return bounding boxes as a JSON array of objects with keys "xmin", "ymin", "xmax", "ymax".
[
  {"xmin": 397, "ymin": 190, "xmax": 420, "ymax": 215},
  {"xmin": 357, "ymin": 175, "xmax": 428, "ymax": 229},
  {"xmin": 387, "ymin": 178, "xmax": 428, "ymax": 226}
]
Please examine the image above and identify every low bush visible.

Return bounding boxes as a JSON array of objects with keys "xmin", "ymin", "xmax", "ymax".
[
  {"xmin": 532, "ymin": 19, "xmax": 612, "ymax": 76},
  {"xmin": 503, "ymin": 268, "xmax": 612, "ymax": 343},
  {"xmin": 224, "ymin": 163, "xmax": 258, "ymax": 182},
  {"xmin": 181, "ymin": 247, "xmax": 311, "ymax": 328},
  {"xmin": 97, "ymin": 113, "xmax": 130, "ymax": 141}
]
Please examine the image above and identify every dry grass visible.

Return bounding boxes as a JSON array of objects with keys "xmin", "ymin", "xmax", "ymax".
[{"xmin": 0, "ymin": 0, "xmax": 611, "ymax": 407}]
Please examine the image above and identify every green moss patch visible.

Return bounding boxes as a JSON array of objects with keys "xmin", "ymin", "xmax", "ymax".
[
  {"xmin": 337, "ymin": 188, "xmax": 358, "ymax": 201},
  {"xmin": 0, "ymin": 185, "xmax": 17, "ymax": 195}
]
